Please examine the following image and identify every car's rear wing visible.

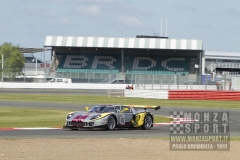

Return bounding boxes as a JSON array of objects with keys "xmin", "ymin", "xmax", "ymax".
[{"xmin": 127, "ymin": 105, "xmax": 161, "ymax": 111}]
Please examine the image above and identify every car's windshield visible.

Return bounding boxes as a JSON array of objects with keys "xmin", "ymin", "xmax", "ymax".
[{"xmin": 88, "ymin": 106, "xmax": 119, "ymax": 113}]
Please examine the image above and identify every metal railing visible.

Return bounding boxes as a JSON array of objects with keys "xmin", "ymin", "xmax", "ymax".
[
  {"xmin": 134, "ymin": 73, "xmax": 240, "ymax": 91},
  {"xmin": 206, "ymin": 62, "xmax": 240, "ymax": 72},
  {"xmin": 99, "ymin": 73, "xmax": 123, "ymax": 84},
  {"xmin": 107, "ymin": 89, "xmax": 125, "ymax": 97},
  {"xmin": 3, "ymin": 66, "xmax": 240, "ymax": 91}
]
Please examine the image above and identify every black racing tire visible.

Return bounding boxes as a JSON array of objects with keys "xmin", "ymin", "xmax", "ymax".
[
  {"xmin": 106, "ymin": 115, "xmax": 116, "ymax": 130},
  {"xmin": 142, "ymin": 115, "xmax": 153, "ymax": 130}
]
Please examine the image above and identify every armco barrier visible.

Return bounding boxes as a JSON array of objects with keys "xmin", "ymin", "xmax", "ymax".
[{"xmin": 168, "ymin": 90, "xmax": 240, "ymax": 101}]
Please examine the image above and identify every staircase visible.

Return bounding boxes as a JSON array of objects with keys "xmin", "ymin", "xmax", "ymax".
[
  {"xmin": 206, "ymin": 62, "xmax": 215, "ymax": 72},
  {"xmin": 48, "ymin": 56, "xmax": 60, "ymax": 77},
  {"xmin": 100, "ymin": 72, "xmax": 125, "ymax": 84}
]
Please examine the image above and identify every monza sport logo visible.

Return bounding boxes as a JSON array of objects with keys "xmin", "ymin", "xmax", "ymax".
[{"xmin": 169, "ymin": 111, "xmax": 230, "ymax": 151}]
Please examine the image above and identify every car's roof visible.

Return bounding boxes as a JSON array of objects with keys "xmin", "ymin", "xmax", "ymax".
[{"xmin": 94, "ymin": 104, "xmax": 115, "ymax": 107}]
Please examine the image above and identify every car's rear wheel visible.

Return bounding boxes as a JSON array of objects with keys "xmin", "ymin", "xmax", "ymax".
[
  {"xmin": 107, "ymin": 115, "xmax": 116, "ymax": 130},
  {"xmin": 142, "ymin": 115, "xmax": 153, "ymax": 130}
]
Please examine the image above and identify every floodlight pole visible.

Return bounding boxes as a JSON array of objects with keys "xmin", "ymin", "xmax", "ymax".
[
  {"xmin": 23, "ymin": 67, "xmax": 25, "ymax": 83},
  {"xmin": 2, "ymin": 54, "xmax": 3, "ymax": 82},
  {"xmin": 35, "ymin": 57, "xmax": 37, "ymax": 76},
  {"xmin": 44, "ymin": 47, "xmax": 46, "ymax": 83},
  {"xmin": 174, "ymin": 70, "xmax": 176, "ymax": 85}
]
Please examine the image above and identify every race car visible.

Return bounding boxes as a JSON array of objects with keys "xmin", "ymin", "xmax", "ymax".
[{"xmin": 63, "ymin": 104, "xmax": 161, "ymax": 130}]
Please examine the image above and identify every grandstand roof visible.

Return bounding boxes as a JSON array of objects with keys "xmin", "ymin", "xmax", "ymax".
[
  {"xmin": 44, "ymin": 36, "xmax": 203, "ymax": 50},
  {"xmin": 19, "ymin": 48, "xmax": 51, "ymax": 53},
  {"xmin": 204, "ymin": 51, "xmax": 240, "ymax": 60}
]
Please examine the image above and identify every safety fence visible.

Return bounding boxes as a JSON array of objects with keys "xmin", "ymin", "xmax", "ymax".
[
  {"xmin": 1, "ymin": 82, "xmax": 240, "ymax": 101},
  {"xmin": 134, "ymin": 74, "xmax": 240, "ymax": 91},
  {"xmin": 2, "ymin": 72, "xmax": 240, "ymax": 92}
]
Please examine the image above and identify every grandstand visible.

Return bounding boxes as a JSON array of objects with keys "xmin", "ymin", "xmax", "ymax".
[
  {"xmin": 22, "ymin": 53, "xmax": 50, "ymax": 77},
  {"xmin": 200, "ymin": 50, "xmax": 240, "ymax": 88},
  {"xmin": 24, "ymin": 53, "xmax": 43, "ymax": 63},
  {"xmin": 204, "ymin": 51, "xmax": 240, "ymax": 76},
  {"xmin": 16, "ymin": 48, "xmax": 51, "ymax": 81},
  {"xmin": 44, "ymin": 36, "xmax": 202, "ymax": 84}
]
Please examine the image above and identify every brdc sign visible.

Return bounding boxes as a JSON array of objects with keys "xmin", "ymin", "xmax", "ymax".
[{"xmin": 169, "ymin": 111, "xmax": 230, "ymax": 151}]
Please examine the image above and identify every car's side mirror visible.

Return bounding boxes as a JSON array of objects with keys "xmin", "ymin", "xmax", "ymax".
[{"xmin": 85, "ymin": 107, "xmax": 89, "ymax": 111}]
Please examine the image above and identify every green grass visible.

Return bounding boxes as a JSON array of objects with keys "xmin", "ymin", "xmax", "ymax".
[
  {"xmin": 0, "ymin": 107, "xmax": 72, "ymax": 128},
  {"xmin": 154, "ymin": 116, "xmax": 172, "ymax": 123},
  {"xmin": 0, "ymin": 107, "xmax": 170, "ymax": 128},
  {"xmin": 0, "ymin": 94, "xmax": 240, "ymax": 108},
  {"xmin": 0, "ymin": 94, "xmax": 237, "ymax": 128},
  {"xmin": 230, "ymin": 137, "xmax": 240, "ymax": 141}
]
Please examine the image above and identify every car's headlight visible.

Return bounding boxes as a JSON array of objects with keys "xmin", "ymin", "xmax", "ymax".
[
  {"xmin": 90, "ymin": 115, "xmax": 101, "ymax": 120},
  {"xmin": 66, "ymin": 113, "xmax": 74, "ymax": 120}
]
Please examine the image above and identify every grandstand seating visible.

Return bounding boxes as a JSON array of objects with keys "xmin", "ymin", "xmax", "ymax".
[
  {"xmin": 125, "ymin": 55, "xmax": 191, "ymax": 75},
  {"xmin": 57, "ymin": 68, "xmax": 118, "ymax": 74},
  {"xmin": 125, "ymin": 70, "xmax": 188, "ymax": 75},
  {"xmin": 56, "ymin": 54, "xmax": 121, "ymax": 74},
  {"xmin": 56, "ymin": 53, "xmax": 192, "ymax": 75}
]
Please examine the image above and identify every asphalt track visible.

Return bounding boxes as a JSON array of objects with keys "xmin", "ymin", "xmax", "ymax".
[{"xmin": 0, "ymin": 89, "xmax": 239, "ymax": 138}]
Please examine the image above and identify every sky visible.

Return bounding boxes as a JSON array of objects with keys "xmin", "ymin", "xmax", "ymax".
[{"xmin": 1, "ymin": 0, "xmax": 240, "ymax": 60}]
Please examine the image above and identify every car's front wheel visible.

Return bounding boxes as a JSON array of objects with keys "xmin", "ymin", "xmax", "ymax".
[
  {"xmin": 142, "ymin": 115, "xmax": 153, "ymax": 130},
  {"xmin": 107, "ymin": 115, "xmax": 116, "ymax": 130}
]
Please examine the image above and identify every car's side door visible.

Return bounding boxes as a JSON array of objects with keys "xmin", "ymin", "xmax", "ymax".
[{"xmin": 119, "ymin": 106, "xmax": 134, "ymax": 124}]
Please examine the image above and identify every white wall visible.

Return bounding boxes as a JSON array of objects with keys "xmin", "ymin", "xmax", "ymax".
[
  {"xmin": 0, "ymin": 82, "xmax": 127, "ymax": 89},
  {"xmin": 125, "ymin": 90, "xmax": 168, "ymax": 99}
]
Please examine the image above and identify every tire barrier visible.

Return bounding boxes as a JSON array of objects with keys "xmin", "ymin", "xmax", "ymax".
[{"xmin": 168, "ymin": 90, "xmax": 240, "ymax": 101}]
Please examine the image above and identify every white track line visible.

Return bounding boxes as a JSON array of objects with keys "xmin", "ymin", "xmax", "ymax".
[
  {"xmin": 13, "ymin": 127, "xmax": 61, "ymax": 130},
  {"xmin": 2, "ymin": 119, "xmax": 198, "ymax": 130}
]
